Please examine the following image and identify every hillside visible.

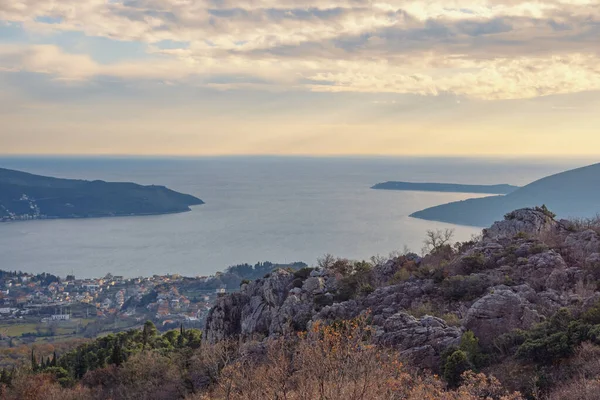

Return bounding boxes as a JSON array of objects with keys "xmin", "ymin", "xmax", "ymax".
[
  {"xmin": 3, "ymin": 208, "xmax": 600, "ymax": 399},
  {"xmin": 372, "ymin": 181, "xmax": 519, "ymax": 194},
  {"xmin": 410, "ymin": 163, "xmax": 600, "ymax": 226},
  {"xmin": 0, "ymin": 168, "xmax": 204, "ymax": 221}
]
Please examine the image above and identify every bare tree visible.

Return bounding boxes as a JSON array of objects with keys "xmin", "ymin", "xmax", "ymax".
[
  {"xmin": 317, "ymin": 254, "xmax": 336, "ymax": 269},
  {"xmin": 422, "ymin": 228, "xmax": 455, "ymax": 255}
]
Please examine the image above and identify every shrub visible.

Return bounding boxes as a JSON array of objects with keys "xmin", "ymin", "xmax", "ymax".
[
  {"xmin": 213, "ymin": 316, "xmax": 524, "ymax": 400},
  {"xmin": 413, "ymin": 263, "xmax": 446, "ymax": 282},
  {"xmin": 408, "ymin": 302, "xmax": 436, "ymax": 318},
  {"xmin": 391, "ymin": 268, "xmax": 411, "ymax": 283},
  {"xmin": 511, "ymin": 308, "xmax": 600, "ymax": 365},
  {"xmin": 516, "ymin": 332, "xmax": 572, "ymax": 364},
  {"xmin": 334, "ymin": 261, "xmax": 373, "ymax": 301},
  {"xmin": 292, "ymin": 278, "xmax": 304, "ymax": 288},
  {"xmin": 460, "ymin": 331, "xmax": 487, "ymax": 369},
  {"xmin": 442, "ymin": 313, "xmax": 461, "ymax": 327},
  {"xmin": 443, "ymin": 350, "xmax": 472, "ymax": 388},
  {"xmin": 514, "ymin": 232, "xmax": 529, "ymax": 239},
  {"xmin": 313, "ymin": 294, "xmax": 334, "ymax": 309},
  {"xmin": 582, "ymin": 300, "xmax": 600, "ymax": 325},
  {"xmin": 529, "ymin": 243, "xmax": 549, "ymax": 255},
  {"xmin": 442, "ymin": 275, "xmax": 490, "ymax": 301},
  {"xmin": 240, "ymin": 279, "xmax": 251, "ymax": 286},
  {"xmin": 535, "ymin": 205, "xmax": 556, "ymax": 219},
  {"xmin": 494, "ymin": 330, "xmax": 527, "ymax": 356},
  {"xmin": 461, "ymin": 253, "xmax": 486, "ymax": 274},
  {"xmin": 293, "ymin": 267, "xmax": 314, "ymax": 280},
  {"xmin": 359, "ymin": 284, "xmax": 375, "ymax": 296}
]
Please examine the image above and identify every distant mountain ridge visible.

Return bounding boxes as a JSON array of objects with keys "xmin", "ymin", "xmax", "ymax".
[
  {"xmin": 0, "ymin": 167, "xmax": 204, "ymax": 222},
  {"xmin": 411, "ymin": 162, "xmax": 600, "ymax": 226},
  {"xmin": 372, "ymin": 181, "xmax": 519, "ymax": 194}
]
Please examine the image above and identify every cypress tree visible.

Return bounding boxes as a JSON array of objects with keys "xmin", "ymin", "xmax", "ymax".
[
  {"xmin": 110, "ymin": 339, "xmax": 124, "ymax": 366},
  {"xmin": 31, "ymin": 348, "xmax": 38, "ymax": 372},
  {"xmin": 51, "ymin": 351, "xmax": 57, "ymax": 367},
  {"xmin": 142, "ymin": 320, "xmax": 157, "ymax": 350}
]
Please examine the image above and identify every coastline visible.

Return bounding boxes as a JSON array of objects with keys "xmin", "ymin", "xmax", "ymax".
[{"xmin": 0, "ymin": 205, "xmax": 203, "ymax": 224}]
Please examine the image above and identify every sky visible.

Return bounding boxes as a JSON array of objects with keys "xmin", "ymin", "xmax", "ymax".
[{"xmin": 1, "ymin": 0, "xmax": 600, "ymax": 156}]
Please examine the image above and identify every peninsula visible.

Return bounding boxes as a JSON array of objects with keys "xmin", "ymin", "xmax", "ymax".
[
  {"xmin": 410, "ymin": 162, "xmax": 600, "ymax": 226},
  {"xmin": 0, "ymin": 167, "xmax": 204, "ymax": 222},
  {"xmin": 371, "ymin": 181, "xmax": 519, "ymax": 194}
]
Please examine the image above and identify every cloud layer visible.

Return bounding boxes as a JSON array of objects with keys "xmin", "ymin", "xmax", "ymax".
[{"xmin": 1, "ymin": 0, "xmax": 599, "ymax": 99}]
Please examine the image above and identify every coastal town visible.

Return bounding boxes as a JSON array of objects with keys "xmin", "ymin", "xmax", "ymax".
[
  {"xmin": 0, "ymin": 270, "xmax": 231, "ymax": 343},
  {"xmin": 0, "ymin": 260, "xmax": 306, "ymax": 346}
]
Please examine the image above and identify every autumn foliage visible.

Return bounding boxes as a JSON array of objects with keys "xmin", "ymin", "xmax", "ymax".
[{"xmin": 0, "ymin": 315, "xmax": 527, "ymax": 400}]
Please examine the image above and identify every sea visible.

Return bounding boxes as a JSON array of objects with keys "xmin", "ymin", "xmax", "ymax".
[{"xmin": 0, "ymin": 156, "xmax": 594, "ymax": 278}]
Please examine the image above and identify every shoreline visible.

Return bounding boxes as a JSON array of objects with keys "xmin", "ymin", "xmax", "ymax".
[{"xmin": 0, "ymin": 205, "xmax": 203, "ymax": 224}]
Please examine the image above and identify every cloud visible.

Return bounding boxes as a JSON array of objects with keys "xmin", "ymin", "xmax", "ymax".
[{"xmin": 0, "ymin": 0, "xmax": 599, "ymax": 99}]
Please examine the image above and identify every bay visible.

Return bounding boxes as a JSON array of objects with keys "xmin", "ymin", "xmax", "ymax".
[{"xmin": 0, "ymin": 156, "xmax": 590, "ymax": 278}]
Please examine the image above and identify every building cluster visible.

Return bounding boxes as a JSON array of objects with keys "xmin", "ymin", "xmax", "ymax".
[
  {"xmin": 0, "ymin": 271, "xmax": 219, "ymax": 329},
  {"xmin": 0, "ymin": 195, "xmax": 44, "ymax": 221}
]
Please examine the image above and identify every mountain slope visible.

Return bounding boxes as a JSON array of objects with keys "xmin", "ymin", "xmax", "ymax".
[
  {"xmin": 410, "ymin": 163, "xmax": 600, "ymax": 226},
  {"xmin": 0, "ymin": 167, "xmax": 204, "ymax": 221}
]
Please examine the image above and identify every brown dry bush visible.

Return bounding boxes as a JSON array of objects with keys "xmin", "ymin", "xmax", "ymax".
[
  {"xmin": 111, "ymin": 351, "xmax": 187, "ymax": 400},
  {"xmin": 3, "ymin": 371, "xmax": 91, "ymax": 400},
  {"xmin": 547, "ymin": 378, "xmax": 600, "ymax": 400},
  {"xmin": 201, "ymin": 315, "xmax": 523, "ymax": 400}
]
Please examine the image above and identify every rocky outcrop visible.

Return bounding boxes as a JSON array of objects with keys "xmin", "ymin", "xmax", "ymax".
[
  {"xmin": 464, "ymin": 286, "xmax": 543, "ymax": 348},
  {"xmin": 205, "ymin": 269, "xmax": 295, "ymax": 342},
  {"xmin": 484, "ymin": 208, "xmax": 557, "ymax": 240},
  {"xmin": 565, "ymin": 229, "xmax": 600, "ymax": 255},
  {"xmin": 517, "ymin": 250, "xmax": 568, "ymax": 291},
  {"xmin": 374, "ymin": 312, "xmax": 462, "ymax": 370},
  {"xmin": 372, "ymin": 253, "xmax": 422, "ymax": 286},
  {"xmin": 587, "ymin": 253, "xmax": 600, "ymax": 265},
  {"xmin": 205, "ymin": 292, "xmax": 250, "ymax": 343},
  {"xmin": 205, "ymin": 207, "xmax": 600, "ymax": 370}
]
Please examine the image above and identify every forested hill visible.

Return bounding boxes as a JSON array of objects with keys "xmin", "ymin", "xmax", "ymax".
[
  {"xmin": 410, "ymin": 162, "xmax": 600, "ymax": 226},
  {"xmin": 371, "ymin": 181, "xmax": 519, "ymax": 194},
  {"xmin": 0, "ymin": 167, "xmax": 204, "ymax": 221}
]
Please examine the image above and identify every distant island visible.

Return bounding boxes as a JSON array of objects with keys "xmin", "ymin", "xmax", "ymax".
[
  {"xmin": 411, "ymin": 162, "xmax": 600, "ymax": 226},
  {"xmin": 0, "ymin": 167, "xmax": 204, "ymax": 222},
  {"xmin": 371, "ymin": 181, "xmax": 519, "ymax": 194}
]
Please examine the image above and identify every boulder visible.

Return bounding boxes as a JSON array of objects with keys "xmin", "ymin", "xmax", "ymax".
[
  {"xmin": 374, "ymin": 312, "xmax": 462, "ymax": 370},
  {"xmin": 484, "ymin": 208, "xmax": 557, "ymax": 240},
  {"xmin": 464, "ymin": 287, "xmax": 542, "ymax": 348},
  {"xmin": 302, "ymin": 277, "xmax": 325, "ymax": 294},
  {"xmin": 517, "ymin": 250, "xmax": 568, "ymax": 291}
]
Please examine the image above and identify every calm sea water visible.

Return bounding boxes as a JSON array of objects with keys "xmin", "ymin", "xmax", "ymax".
[{"xmin": 0, "ymin": 156, "xmax": 593, "ymax": 278}]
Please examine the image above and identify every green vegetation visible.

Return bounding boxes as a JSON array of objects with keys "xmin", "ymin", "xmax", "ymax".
[
  {"xmin": 293, "ymin": 267, "xmax": 315, "ymax": 280},
  {"xmin": 0, "ymin": 167, "xmax": 204, "ymax": 221},
  {"xmin": 442, "ymin": 275, "xmax": 489, "ymax": 301},
  {"xmin": 535, "ymin": 204, "xmax": 557, "ymax": 219},
  {"xmin": 442, "ymin": 331, "xmax": 486, "ymax": 388},
  {"xmin": 331, "ymin": 260, "xmax": 374, "ymax": 301},
  {"xmin": 45, "ymin": 321, "xmax": 202, "ymax": 381},
  {"xmin": 460, "ymin": 253, "xmax": 487, "ymax": 274}
]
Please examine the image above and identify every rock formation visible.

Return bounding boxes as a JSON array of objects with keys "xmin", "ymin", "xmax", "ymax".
[{"xmin": 205, "ymin": 207, "xmax": 600, "ymax": 371}]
